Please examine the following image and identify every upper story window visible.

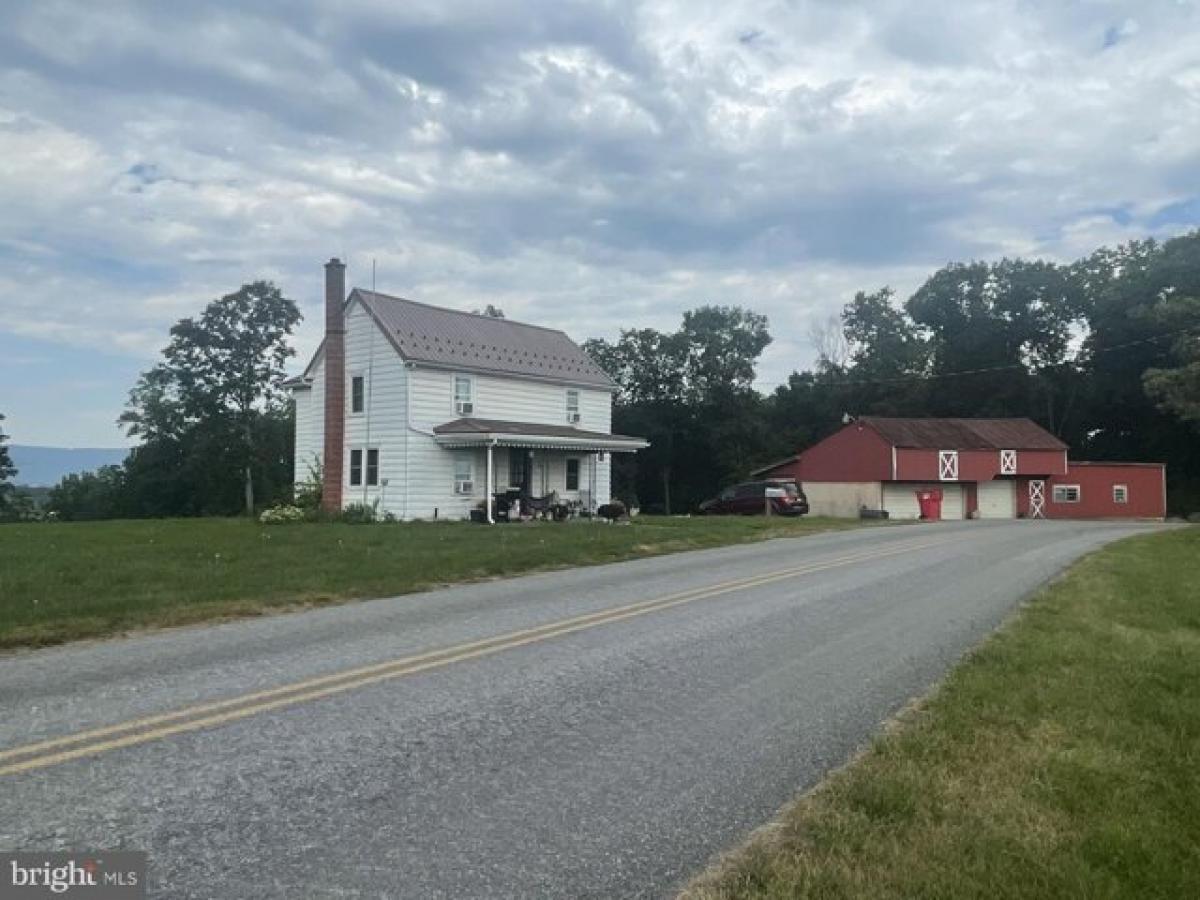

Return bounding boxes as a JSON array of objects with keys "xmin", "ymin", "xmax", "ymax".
[
  {"xmin": 350, "ymin": 375, "xmax": 365, "ymax": 414},
  {"xmin": 566, "ymin": 389, "xmax": 580, "ymax": 424},
  {"xmin": 454, "ymin": 375, "xmax": 474, "ymax": 416}
]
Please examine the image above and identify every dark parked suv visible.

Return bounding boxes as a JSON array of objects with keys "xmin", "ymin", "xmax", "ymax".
[{"xmin": 699, "ymin": 480, "xmax": 809, "ymax": 516}]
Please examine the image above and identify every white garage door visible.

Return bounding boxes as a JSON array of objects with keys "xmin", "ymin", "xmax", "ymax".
[
  {"xmin": 977, "ymin": 480, "xmax": 1016, "ymax": 519},
  {"xmin": 882, "ymin": 483, "xmax": 964, "ymax": 520}
]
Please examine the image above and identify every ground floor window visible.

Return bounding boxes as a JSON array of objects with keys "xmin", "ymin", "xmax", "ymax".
[
  {"xmin": 566, "ymin": 457, "xmax": 581, "ymax": 491},
  {"xmin": 349, "ymin": 448, "xmax": 379, "ymax": 487},
  {"xmin": 1113, "ymin": 484, "xmax": 1128, "ymax": 504},
  {"xmin": 1052, "ymin": 484, "xmax": 1081, "ymax": 503},
  {"xmin": 366, "ymin": 448, "xmax": 379, "ymax": 486},
  {"xmin": 454, "ymin": 455, "xmax": 474, "ymax": 494}
]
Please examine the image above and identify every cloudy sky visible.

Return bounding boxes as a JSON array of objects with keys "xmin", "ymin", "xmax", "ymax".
[{"xmin": 2, "ymin": 0, "xmax": 1198, "ymax": 446}]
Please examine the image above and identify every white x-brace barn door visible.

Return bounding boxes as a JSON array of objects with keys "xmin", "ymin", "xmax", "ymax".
[
  {"xmin": 1028, "ymin": 479, "xmax": 1045, "ymax": 518},
  {"xmin": 938, "ymin": 450, "xmax": 958, "ymax": 480}
]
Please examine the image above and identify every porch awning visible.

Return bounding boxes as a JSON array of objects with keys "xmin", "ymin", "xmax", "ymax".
[{"xmin": 433, "ymin": 418, "xmax": 649, "ymax": 452}]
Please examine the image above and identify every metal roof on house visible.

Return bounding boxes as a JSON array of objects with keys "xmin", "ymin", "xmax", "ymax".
[
  {"xmin": 859, "ymin": 417, "xmax": 1068, "ymax": 451},
  {"xmin": 354, "ymin": 289, "xmax": 615, "ymax": 389}
]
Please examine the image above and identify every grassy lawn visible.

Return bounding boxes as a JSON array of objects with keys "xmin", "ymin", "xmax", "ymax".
[
  {"xmin": 0, "ymin": 515, "xmax": 868, "ymax": 649},
  {"xmin": 681, "ymin": 527, "xmax": 1200, "ymax": 900}
]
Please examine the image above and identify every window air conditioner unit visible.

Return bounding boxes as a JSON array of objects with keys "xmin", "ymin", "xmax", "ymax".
[
  {"xmin": 455, "ymin": 480, "xmax": 474, "ymax": 494},
  {"xmin": 567, "ymin": 412, "xmax": 581, "ymax": 424},
  {"xmin": 456, "ymin": 401, "xmax": 473, "ymax": 415}
]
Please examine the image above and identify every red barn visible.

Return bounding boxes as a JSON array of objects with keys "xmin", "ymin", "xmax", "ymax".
[{"xmin": 755, "ymin": 417, "xmax": 1166, "ymax": 521}]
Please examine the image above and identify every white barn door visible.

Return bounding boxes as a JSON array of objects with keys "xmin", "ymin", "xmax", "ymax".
[
  {"xmin": 1028, "ymin": 480, "xmax": 1045, "ymax": 519},
  {"xmin": 977, "ymin": 481, "xmax": 1016, "ymax": 518},
  {"xmin": 883, "ymin": 484, "xmax": 964, "ymax": 520}
]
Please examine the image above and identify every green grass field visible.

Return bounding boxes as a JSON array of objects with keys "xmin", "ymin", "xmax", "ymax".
[
  {"xmin": 681, "ymin": 527, "xmax": 1200, "ymax": 900},
  {"xmin": 0, "ymin": 515, "xmax": 869, "ymax": 649}
]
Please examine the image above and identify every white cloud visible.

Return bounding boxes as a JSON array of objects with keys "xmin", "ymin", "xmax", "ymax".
[{"xmin": 0, "ymin": 0, "xmax": 1198, "ymax": 444}]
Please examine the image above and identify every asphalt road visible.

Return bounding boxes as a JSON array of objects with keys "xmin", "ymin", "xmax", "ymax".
[{"xmin": 0, "ymin": 519, "xmax": 1163, "ymax": 898}]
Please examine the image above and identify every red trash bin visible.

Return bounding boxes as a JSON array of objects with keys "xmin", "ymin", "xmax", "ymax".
[{"xmin": 916, "ymin": 489, "xmax": 943, "ymax": 520}]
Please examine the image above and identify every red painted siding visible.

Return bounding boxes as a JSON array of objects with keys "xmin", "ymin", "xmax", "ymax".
[
  {"xmin": 894, "ymin": 448, "xmax": 1067, "ymax": 482},
  {"xmin": 1016, "ymin": 477, "xmax": 1034, "ymax": 517},
  {"xmin": 894, "ymin": 448, "xmax": 939, "ymax": 481},
  {"xmin": 1044, "ymin": 463, "xmax": 1166, "ymax": 519},
  {"xmin": 759, "ymin": 422, "xmax": 892, "ymax": 482},
  {"xmin": 796, "ymin": 422, "xmax": 893, "ymax": 481},
  {"xmin": 1011, "ymin": 449, "xmax": 1068, "ymax": 477}
]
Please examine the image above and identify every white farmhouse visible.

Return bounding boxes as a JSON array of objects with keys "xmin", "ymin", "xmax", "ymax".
[{"xmin": 288, "ymin": 259, "xmax": 648, "ymax": 520}]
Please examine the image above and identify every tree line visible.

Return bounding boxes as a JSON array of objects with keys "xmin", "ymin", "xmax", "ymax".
[
  {"xmin": 1, "ymin": 230, "xmax": 1196, "ymax": 522},
  {"xmin": 587, "ymin": 231, "xmax": 1200, "ymax": 516}
]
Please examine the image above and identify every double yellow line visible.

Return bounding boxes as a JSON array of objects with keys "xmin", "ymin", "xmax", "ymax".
[{"xmin": 0, "ymin": 534, "xmax": 958, "ymax": 777}]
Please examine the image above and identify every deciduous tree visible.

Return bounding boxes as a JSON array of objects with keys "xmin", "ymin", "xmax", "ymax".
[
  {"xmin": 121, "ymin": 281, "xmax": 301, "ymax": 516},
  {"xmin": 0, "ymin": 413, "xmax": 16, "ymax": 515}
]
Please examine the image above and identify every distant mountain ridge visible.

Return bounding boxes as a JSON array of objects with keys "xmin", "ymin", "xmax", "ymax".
[{"xmin": 9, "ymin": 445, "xmax": 130, "ymax": 488}]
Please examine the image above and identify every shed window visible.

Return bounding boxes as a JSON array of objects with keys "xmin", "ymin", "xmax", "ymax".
[
  {"xmin": 350, "ymin": 375, "xmax": 365, "ymax": 414},
  {"xmin": 566, "ymin": 458, "xmax": 581, "ymax": 491},
  {"xmin": 999, "ymin": 449, "xmax": 1017, "ymax": 474},
  {"xmin": 453, "ymin": 375, "xmax": 474, "ymax": 415},
  {"xmin": 1052, "ymin": 484, "xmax": 1081, "ymax": 503},
  {"xmin": 1113, "ymin": 484, "xmax": 1128, "ymax": 504}
]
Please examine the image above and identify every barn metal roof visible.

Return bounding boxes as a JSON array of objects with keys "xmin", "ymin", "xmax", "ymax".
[
  {"xmin": 354, "ymin": 289, "xmax": 616, "ymax": 389},
  {"xmin": 859, "ymin": 417, "xmax": 1068, "ymax": 450}
]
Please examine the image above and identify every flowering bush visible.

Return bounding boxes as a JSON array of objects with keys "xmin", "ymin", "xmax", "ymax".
[{"xmin": 259, "ymin": 504, "xmax": 307, "ymax": 524}]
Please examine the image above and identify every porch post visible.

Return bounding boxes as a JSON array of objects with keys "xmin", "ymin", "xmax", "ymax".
[
  {"xmin": 486, "ymin": 441, "xmax": 495, "ymax": 524},
  {"xmin": 590, "ymin": 453, "xmax": 598, "ymax": 514}
]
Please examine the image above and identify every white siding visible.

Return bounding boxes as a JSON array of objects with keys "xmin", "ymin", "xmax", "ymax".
[
  {"xmin": 341, "ymin": 301, "xmax": 412, "ymax": 516},
  {"xmin": 407, "ymin": 367, "xmax": 612, "ymax": 434},
  {"xmin": 294, "ymin": 300, "xmax": 618, "ymax": 519},
  {"xmin": 292, "ymin": 357, "xmax": 324, "ymax": 487},
  {"xmin": 407, "ymin": 366, "xmax": 614, "ymax": 511}
]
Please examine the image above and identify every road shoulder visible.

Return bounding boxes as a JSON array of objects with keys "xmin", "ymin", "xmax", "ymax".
[{"xmin": 679, "ymin": 526, "xmax": 1200, "ymax": 900}]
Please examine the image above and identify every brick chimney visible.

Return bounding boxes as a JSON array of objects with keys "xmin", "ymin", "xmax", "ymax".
[{"xmin": 321, "ymin": 258, "xmax": 346, "ymax": 513}]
